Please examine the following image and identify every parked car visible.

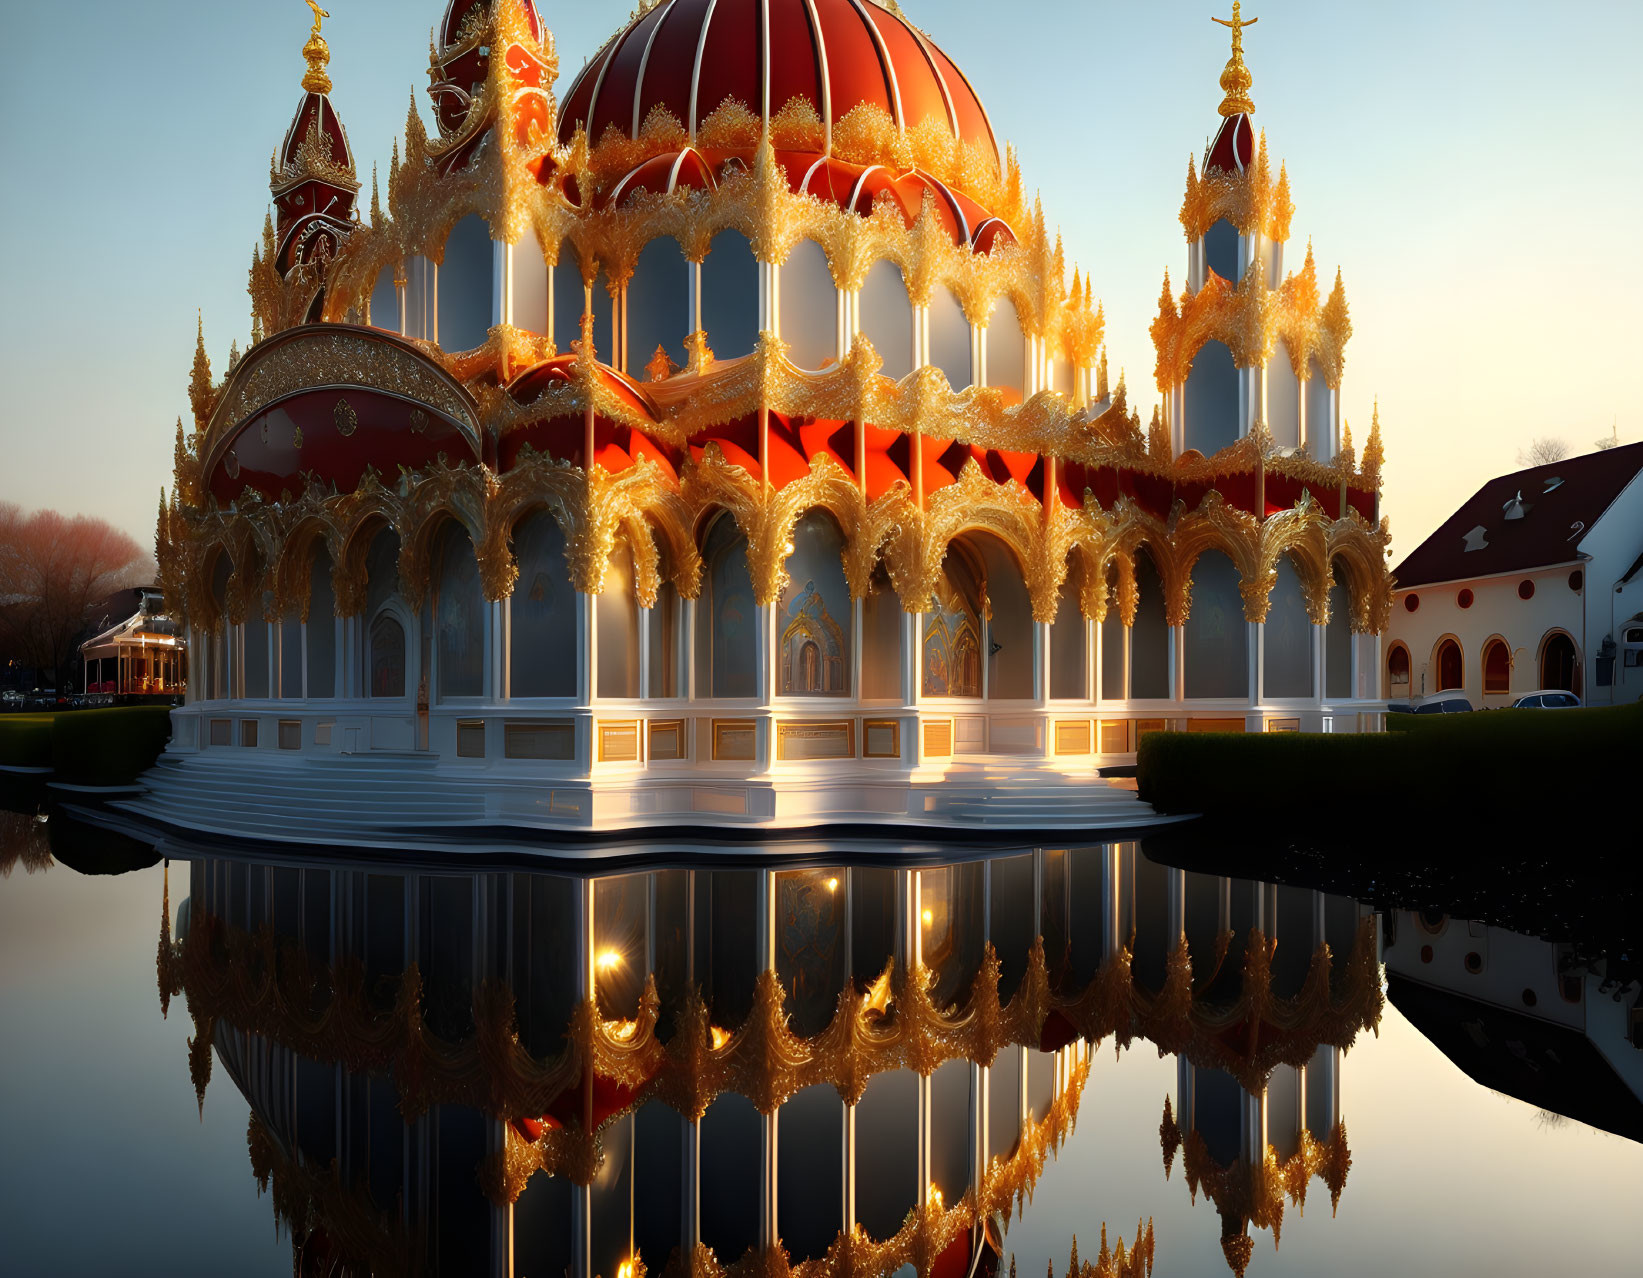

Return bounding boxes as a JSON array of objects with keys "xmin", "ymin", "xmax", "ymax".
[
  {"xmin": 1508, "ymin": 689, "xmax": 1583, "ymax": 709},
  {"xmin": 1412, "ymin": 694, "xmax": 1474, "ymax": 714}
]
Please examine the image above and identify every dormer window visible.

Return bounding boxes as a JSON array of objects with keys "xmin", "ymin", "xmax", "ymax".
[{"xmin": 1502, "ymin": 491, "xmax": 1529, "ymax": 520}]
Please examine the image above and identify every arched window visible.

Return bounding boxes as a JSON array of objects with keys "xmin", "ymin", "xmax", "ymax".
[
  {"xmin": 1130, "ymin": 549, "xmax": 1170, "ymax": 700},
  {"xmin": 985, "ymin": 296, "xmax": 1026, "ymax": 403},
  {"xmin": 1264, "ymin": 555, "xmax": 1314, "ymax": 698},
  {"xmin": 1539, "ymin": 631, "xmax": 1579, "ymax": 694},
  {"xmin": 1050, "ymin": 559, "xmax": 1088, "ymax": 700},
  {"xmin": 438, "ymin": 214, "xmax": 494, "ymax": 352},
  {"xmin": 696, "ymin": 514, "xmax": 757, "ymax": 699},
  {"xmin": 928, "ymin": 286, "xmax": 970, "ymax": 389},
  {"xmin": 1267, "ymin": 341, "xmax": 1300, "ymax": 450},
  {"xmin": 1483, "ymin": 638, "xmax": 1512, "ymax": 695},
  {"xmin": 1184, "ymin": 551, "xmax": 1249, "ymax": 699},
  {"xmin": 509, "ymin": 512, "xmax": 576, "ymax": 699},
  {"xmin": 922, "ymin": 548, "xmax": 983, "ymax": 699},
  {"xmin": 369, "ymin": 613, "xmax": 406, "ymax": 699},
  {"xmin": 596, "ymin": 542, "xmax": 640, "ymax": 699},
  {"xmin": 861, "ymin": 564, "xmax": 904, "ymax": 701},
  {"xmin": 306, "ymin": 546, "xmax": 336, "ymax": 698},
  {"xmin": 1435, "ymin": 638, "xmax": 1463, "ymax": 692},
  {"xmin": 626, "ymin": 236, "xmax": 690, "ymax": 377},
  {"xmin": 778, "ymin": 511, "xmax": 853, "ymax": 696},
  {"xmin": 1386, "ymin": 643, "xmax": 1410, "ymax": 699},
  {"xmin": 1325, "ymin": 564, "xmax": 1353, "ymax": 700},
  {"xmin": 858, "ymin": 259, "xmax": 913, "ymax": 381},
  {"xmin": 1184, "ymin": 340, "xmax": 1239, "ymax": 457},
  {"xmin": 368, "ymin": 264, "xmax": 399, "ymax": 334},
  {"xmin": 552, "ymin": 242, "xmax": 612, "ymax": 362},
  {"xmin": 701, "ymin": 230, "xmax": 759, "ymax": 360},
  {"xmin": 1204, "ymin": 218, "xmax": 1240, "ymax": 285},
  {"xmin": 779, "ymin": 239, "xmax": 836, "ymax": 371},
  {"xmin": 434, "ymin": 522, "xmax": 484, "ymax": 699}
]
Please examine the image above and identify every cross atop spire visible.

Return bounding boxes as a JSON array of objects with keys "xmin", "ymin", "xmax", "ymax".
[
  {"xmin": 301, "ymin": 1, "xmax": 333, "ymax": 95},
  {"xmin": 1212, "ymin": 3, "xmax": 1258, "ymax": 117}
]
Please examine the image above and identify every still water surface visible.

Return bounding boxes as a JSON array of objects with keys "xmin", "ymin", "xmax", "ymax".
[{"xmin": 1, "ymin": 821, "xmax": 1639, "ymax": 1278}]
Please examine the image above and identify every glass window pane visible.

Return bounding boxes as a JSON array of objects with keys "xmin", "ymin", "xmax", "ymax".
[
  {"xmin": 1050, "ymin": 564, "xmax": 1087, "ymax": 700},
  {"xmin": 861, "ymin": 567, "xmax": 903, "ymax": 700},
  {"xmin": 697, "ymin": 516, "xmax": 757, "ymax": 699},
  {"xmin": 858, "ymin": 259, "xmax": 913, "ymax": 380},
  {"xmin": 510, "ymin": 512, "xmax": 577, "ymax": 698},
  {"xmin": 306, "ymin": 549, "xmax": 336, "ymax": 699},
  {"xmin": 1185, "ymin": 552, "xmax": 1248, "ymax": 699},
  {"xmin": 627, "ymin": 236, "xmax": 690, "ymax": 377},
  {"xmin": 701, "ymin": 230, "xmax": 759, "ymax": 361},
  {"xmin": 780, "ymin": 239, "xmax": 836, "ymax": 371},
  {"xmin": 435, "ymin": 524, "xmax": 484, "ymax": 698},
  {"xmin": 1264, "ymin": 556, "xmax": 1314, "ymax": 698},
  {"xmin": 1130, "ymin": 551, "xmax": 1170, "ymax": 700},
  {"xmin": 597, "ymin": 545, "xmax": 640, "ymax": 699},
  {"xmin": 646, "ymin": 579, "xmax": 679, "ymax": 699}
]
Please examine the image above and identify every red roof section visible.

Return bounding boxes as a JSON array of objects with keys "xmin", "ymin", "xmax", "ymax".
[
  {"xmin": 1204, "ymin": 112, "xmax": 1253, "ymax": 175},
  {"xmin": 558, "ymin": 0, "xmax": 998, "ymax": 168},
  {"xmin": 1393, "ymin": 441, "xmax": 1643, "ymax": 588}
]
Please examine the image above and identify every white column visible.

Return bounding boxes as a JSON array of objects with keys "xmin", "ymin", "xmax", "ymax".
[{"xmin": 1170, "ymin": 624, "xmax": 1185, "ymax": 705}]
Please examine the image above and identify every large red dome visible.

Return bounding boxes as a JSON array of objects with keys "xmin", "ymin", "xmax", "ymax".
[{"xmin": 559, "ymin": 0, "xmax": 998, "ymax": 168}]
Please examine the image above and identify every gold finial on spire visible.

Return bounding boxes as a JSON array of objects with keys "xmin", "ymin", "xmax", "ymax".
[
  {"xmin": 1212, "ymin": 3, "xmax": 1258, "ymax": 117},
  {"xmin": 301, "ymin": 2, "xmax": 333, "ymax": 95}
]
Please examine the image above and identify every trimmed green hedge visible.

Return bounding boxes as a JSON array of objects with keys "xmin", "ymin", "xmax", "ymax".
[
  {"xmin": 1, "ymin": 707, "xmax": 173, "ymax": 786},
  {"xmin": 1138, "ymin": 703, "xmax": 1641, "ymax": 823},
  {"xmin": 0, "ymin": 716, "xmax": 55, "ymax": 770},
  {"xmin": 50, "ymin": 707, "xmax": 174, "ymax": 786}
]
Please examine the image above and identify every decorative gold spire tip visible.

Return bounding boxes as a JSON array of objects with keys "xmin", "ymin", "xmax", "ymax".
[
  {"xmin": 302, "ymin": 1, "xmax": 333, "ymax": 95},
  {"xmin": 1212, "ymin": 3, "xmax": 1258, "ymax": 117}
]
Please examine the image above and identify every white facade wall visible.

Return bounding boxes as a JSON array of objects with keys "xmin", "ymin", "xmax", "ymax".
[{"xmin": 1386, "ymin": 564, "xmax": 1586, "ymax": 705}]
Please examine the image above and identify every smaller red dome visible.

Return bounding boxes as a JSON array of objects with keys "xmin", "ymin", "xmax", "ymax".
[{"xmin": 1204, "ymin": 112, "xmax": 1253, "ymax": 176}]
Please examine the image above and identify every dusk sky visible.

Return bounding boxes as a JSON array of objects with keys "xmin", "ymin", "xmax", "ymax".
[{"xmin": 2, "ymin": 0, "xmax": 1638, "ymax": 559}]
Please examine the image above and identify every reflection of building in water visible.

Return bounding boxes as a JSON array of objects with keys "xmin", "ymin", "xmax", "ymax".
[
  {"xmin": 157, "ymin": 845, "xmax": 1379, "ymax": 1277},
  {"xmin": 1384, "ymin": 910, "xmax": 1643, "ymax": 1143},
  {"xmin": 149, "ymin": 0, "xmax": 1395, "ymax": 846},
  {"xmin": 1156, "ymin": 871, "xmax": 1374, "ymax": 1276}
]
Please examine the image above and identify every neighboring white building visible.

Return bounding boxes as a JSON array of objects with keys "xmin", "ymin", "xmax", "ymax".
[
  {"xmin": 1385, "ymin": 441, "xmax": 1643, "ymax": 706},
  {"xmin": 1384, "ymin": 910, "xmax": 1643, "ymax": 1143}
]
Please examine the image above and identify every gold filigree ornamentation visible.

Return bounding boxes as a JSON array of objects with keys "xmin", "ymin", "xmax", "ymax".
[{"xmin": 333, "ymin": 397, "xmax": 356, "ymax": 437}]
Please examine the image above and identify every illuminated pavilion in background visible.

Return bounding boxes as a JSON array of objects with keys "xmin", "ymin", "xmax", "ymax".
[{"xmin": 143, "ymin": 0, "xmax": 1394, "ymax": 841}]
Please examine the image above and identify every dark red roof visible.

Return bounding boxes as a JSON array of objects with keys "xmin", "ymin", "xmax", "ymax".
[
  {"xmin": 1393, "ymin": 441, "xmax": 1643, "ymax": 587},
  {"xmin": 558, "ymin": 0, "xmax": 998, "ymax": 168}
]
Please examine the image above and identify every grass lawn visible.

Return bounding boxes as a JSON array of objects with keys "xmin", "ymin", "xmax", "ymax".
[
  {"xmin": 0, "ymin": 707, "xmax": 173, "ymax": 786},
  {"xmin": 1137, "ymin": 702, "xmax": 1641, "ymax": 834}
]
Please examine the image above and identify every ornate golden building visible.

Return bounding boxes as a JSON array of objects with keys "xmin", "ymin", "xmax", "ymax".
[{"xmin": 148, "ymin": 1, "xmax": 1393, "ymax": 840}]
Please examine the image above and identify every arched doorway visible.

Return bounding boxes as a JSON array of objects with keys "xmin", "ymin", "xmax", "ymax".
[
  {"xmin": 1539, "ymin": 631, "xmax": 1580, "ymax": 694},
  {"xmin": 1434, "ymin": 638, "xmax": 1463, "ymax": 692},
  {"xmin": 1386, "ymin": 643, "xmax": 1410, "ymax": 700}
]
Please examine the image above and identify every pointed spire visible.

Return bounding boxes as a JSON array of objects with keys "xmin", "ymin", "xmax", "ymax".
[
  {"xmin": 1270, "ymin": 162, "xmax": 1294, "ymax": 242},
  {"xmin": 188, "ymin": 314, "xmax": 214, "ymax": 430},
  {"xmin": 300, "ymin": 1, "xmax": 333, "ymax": 95},
  {"xmin": 371, "ymin": 163, "xmax": 383, "ymax": 225},
  {"xmin": 1322, "ymin": 267, "xmax": 1352, "ymax": 344},
  {"xmin": 1212, "ymin": 3, "xmax": 1259, "ymax": 117},
  {"xmin": 1364, "ymin": 399, "xmax": 1385, "ymax": 480}
]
